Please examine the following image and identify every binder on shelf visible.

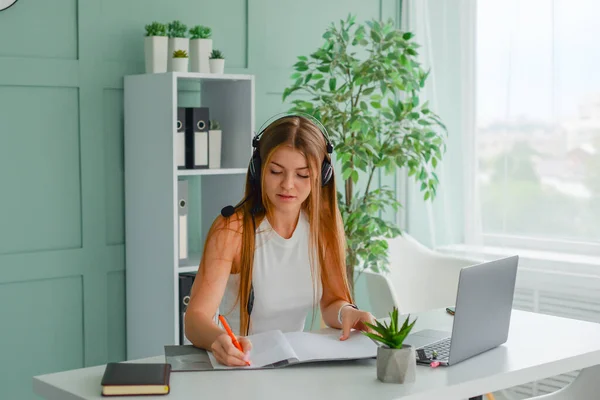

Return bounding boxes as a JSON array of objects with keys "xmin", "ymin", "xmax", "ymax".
[
  {"xmin": 178, "ymin": 273, "xmax": 196, "ymax": 345},
  {"xmin": 177, "ymin": 180, "xmax": 188, "ymax": 265},
  {"xmin": 188, "ymin": 107, "xmax": 209, "ymax": 169},
  {"xmin": 192, "ymin": 107, "xmax": 210, "ymax": 169},
  {"xmin": 176, "ymin": 108, "xmax": 186, "ymax": 169}
]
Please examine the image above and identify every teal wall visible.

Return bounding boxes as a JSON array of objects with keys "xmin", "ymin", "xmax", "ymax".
[{"xmin": 0, "ymin": 1, "xmax": 401, "ymax": 398}]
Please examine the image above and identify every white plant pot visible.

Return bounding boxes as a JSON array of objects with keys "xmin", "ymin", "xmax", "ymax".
[
  {"xmin": 376, "ymin": 345, "xmax": 416, "ymax": 384},
  {"xmin": 209, "ymin": 59, "xmax": 225, "ymax": 74},
  {"xmin": 172, "ymin": 58, "xmax": 189, "ymax": 73},
  {"xmin": 144, "ymin": 36, "xmax": 168, "ymax": 73},
  {"xmin": 189, "ymin": 38, "xmax": 212, "ymax": 73},
  {"xmin": 168, "ymin": 37, "xmax": 189, "ymax": 71},
  {"xmin": 208, "ymin": 130, "xmax": 222, "ymax": 169}
]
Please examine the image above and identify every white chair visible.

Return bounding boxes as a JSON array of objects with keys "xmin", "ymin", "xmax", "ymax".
[{"xmin": 363, "ymin": 233, "xmax": 481, "ymax": 318}]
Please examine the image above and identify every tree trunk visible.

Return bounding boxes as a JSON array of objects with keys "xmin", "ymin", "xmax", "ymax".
[
  {"xmin": 346, "ymin": 249, "xmax": 356, "ymax": 300},
  {"xmin": 345, "ymin": 176, "xmax": 354, "ymax": 297}
]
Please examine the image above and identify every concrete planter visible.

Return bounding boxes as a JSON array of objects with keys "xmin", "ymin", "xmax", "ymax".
[{"xmin": 376, "ymin": 345, "xmax": 416, "ymax": 383}]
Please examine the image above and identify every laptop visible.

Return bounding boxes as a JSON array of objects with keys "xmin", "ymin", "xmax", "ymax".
[{"xmin": 403, "ymin": 255, "xmax": 519, "ymax": 366}]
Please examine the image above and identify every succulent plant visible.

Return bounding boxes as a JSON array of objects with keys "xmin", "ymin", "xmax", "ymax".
[
  {"xmin": 167, "ymin": 20, "xmax": 187, "ymax": 38},
  {"xmin": 362, "ymin": 307, "xmax": 417, "ymax": 349},
  {"xmin": 189, "ymin": 25, "xmax": 212, "ymax": 39},
  {"xmin": 210, "ymin": 120, "xmax": 221, "ymax": 130},
  {"xmin": 210, "ymin": 49, "xmax": 224, "ymax": 59},
  {"xmin": 173, "ymin": 49, "xmax": 188, "ymax": 58},
  {"xmin": 145, "ymin": 21, "xmax": 167, "ymax": 37}
]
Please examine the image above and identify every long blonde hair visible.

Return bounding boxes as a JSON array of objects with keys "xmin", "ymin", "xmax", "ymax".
[{"xmin": 207, "ymin": 115, "xmax": 352, "ymax": 335}]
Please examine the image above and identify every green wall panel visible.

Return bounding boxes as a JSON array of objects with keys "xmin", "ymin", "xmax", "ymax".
[
  {"xmin": 103, "ymin": 89, "xmax": 125, "ymax": 246},
  {"xmin": 0, "ymin": 0, "xmax": 77, "ymax": 59},
  {"xmin": 106, "ymin": 270, "xmax": 126, "ymax": 363},
  {"xmin": 0, "ymin": 86, "xmax": 82, "ymax": 255},
  {"xmin": 0, "ymin": 276, "xmax": 84, "ymax": 399},
  {"xmin": 261, "ymin": 0, "xmax": 380, "ymax": 69}
]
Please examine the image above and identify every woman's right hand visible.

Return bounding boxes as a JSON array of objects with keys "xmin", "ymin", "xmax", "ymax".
[{"xmin": 210, "ymin": 333, "xmax": 252, "ymax": 367}]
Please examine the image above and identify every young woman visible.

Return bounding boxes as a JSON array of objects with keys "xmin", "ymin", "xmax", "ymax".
[{"xmin": 184, "ymin": 114, "xmax": 375, "ymax": 367}]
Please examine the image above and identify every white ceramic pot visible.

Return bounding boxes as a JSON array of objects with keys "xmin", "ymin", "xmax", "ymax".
[
  {"xmin": 189, "ymin": 38, "xmax": 212, "ymax": 73},
  {"xmin": 208, "ymin": 130, "xmax": 222, "ymax": 168},
  {"xmin": 376, "ymin": 345, "xmax": 416, "ymax": 384},
  {"xmin": 172, "ymin": 57, "xmax": 189, "ymax": 73},
  {"xmin": 209, "ymin": 59, "xmax": 225, "ymax": 74},
  {"xmin": 144, "ymin": 36, "xmax": 168, "ymax": 73},
  {"xmin": 168, "ymin": 37, "xmax": 189, "ymax": 71}
]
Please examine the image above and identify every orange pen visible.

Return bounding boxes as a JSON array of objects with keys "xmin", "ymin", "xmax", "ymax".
[{"xmin": 218, "ymin": 315, "xmax": 251, "ymax": 366}]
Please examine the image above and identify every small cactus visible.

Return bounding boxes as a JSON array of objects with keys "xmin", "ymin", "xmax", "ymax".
[
  {"xmin": 145, "ymin": 21, "xmax": 167, "ymax": 37},
  {"xmin": 167, "ymin": 20, "xmax": 187, "ymax": 38},
  {"xmin": 189, "ymin": 25, "xmax": 212, "ymax": 39},
  {"xmin": 210, "ymin": 49, "xmax": 224, "ymax": 59},
  {"xmin": 173, "ymin": 49, "xmax": 188, "ymax": 58}
]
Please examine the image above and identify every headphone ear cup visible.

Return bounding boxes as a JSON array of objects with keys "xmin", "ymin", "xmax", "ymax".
[
  {"xmin": 250, "ymin": 150, "xmax": 262, "ymax": 185},
  {"xmin": 321, "ymin": 159, "xmax": 333, "ymax": 187}
]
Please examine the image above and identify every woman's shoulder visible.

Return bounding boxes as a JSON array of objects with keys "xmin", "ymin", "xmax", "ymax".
[{"xmin": 209, "ymin": 210, "xmax": 245, "ymax": 239}]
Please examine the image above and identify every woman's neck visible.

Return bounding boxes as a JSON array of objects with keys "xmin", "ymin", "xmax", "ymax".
[{"xmin": 267, "ymin": 209, "xmax": 302, "ymax": 239}]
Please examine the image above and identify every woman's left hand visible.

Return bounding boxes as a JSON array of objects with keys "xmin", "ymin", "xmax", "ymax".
[{"xmin": 339, "ymin": 306, "xmax": 376, "ymax": 341}]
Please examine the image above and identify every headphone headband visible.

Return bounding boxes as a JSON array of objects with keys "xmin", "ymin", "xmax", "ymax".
[{"xmin": 253, "ymin": 111, "xmax": 333, "ymax": 153}]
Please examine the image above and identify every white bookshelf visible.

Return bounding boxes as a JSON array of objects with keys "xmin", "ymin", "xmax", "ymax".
[{"xmin": 124, "ymin": 72, "xmax": 255, "ymax": 360}]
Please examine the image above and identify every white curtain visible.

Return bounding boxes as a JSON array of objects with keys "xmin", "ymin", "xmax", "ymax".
[
  {"xmin": 403, "ymin": 1, "xmax": 600, "ymax": 398},
  {"xmin": 401, "ymin": 0, "xmax": 471, "ymax": 249}
]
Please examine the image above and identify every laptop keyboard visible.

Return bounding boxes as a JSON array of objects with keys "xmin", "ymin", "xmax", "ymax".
[{"xmin": 418, "ymin": 337, "xmax": 451, "ymax": 361}]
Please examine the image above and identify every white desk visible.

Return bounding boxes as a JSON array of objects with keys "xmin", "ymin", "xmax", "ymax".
[{"xmin": 33, "ymin": 309, "xmax": 600, "ymax": 400}]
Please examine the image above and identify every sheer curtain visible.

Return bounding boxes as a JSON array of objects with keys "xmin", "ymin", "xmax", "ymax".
[
  {"xmin": 401, "ymin": 0, "xmax": 471, "ymax": 249},
  {"xmin": 403, "ymin": 1, "xmax": 600, "ymax": 397}
]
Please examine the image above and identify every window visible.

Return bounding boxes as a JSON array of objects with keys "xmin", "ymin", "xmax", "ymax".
[{"xmin": 475, "ymin": 0, "xmax": 600, "ymax": 250}]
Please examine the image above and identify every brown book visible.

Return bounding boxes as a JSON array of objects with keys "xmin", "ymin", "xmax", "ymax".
[{"xmin": 100, "ymin": 362, "xmax": 171, "ymax": 396}]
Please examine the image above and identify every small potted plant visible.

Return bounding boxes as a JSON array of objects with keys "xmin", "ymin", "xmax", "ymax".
[
  {"xmin": 144, "ymin": 21, "xmax": 167, "ymax": 73},
  {"xmin": 363, "ymin": 307, "xmax": 418, "ymax": 384},
  {"xmin": 208, "ymin": 119, "xmax": 222, "ymax": 169},
  {"xmin": 167, "ymin": 20, "xmax": 188, "ymax": 71},
  {"xmin": 209, "ymin": 49, "xmax": 225, "ymax": 74},
  {"xmin": 172, "ymin": 49, "xmax": 189, "ymax": 73},
  {"xmin": 189, "ymin": 25, "xmax": 212, "ymax": 73}
]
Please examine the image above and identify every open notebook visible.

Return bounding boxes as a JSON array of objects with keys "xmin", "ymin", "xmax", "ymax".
[
  {"xmin": 208, "ymin": 329, "xmax": 377, "ymax": 369},
  {"xmin": 164, "ymin": 329, "xmax": 377, "ymax": 371}
]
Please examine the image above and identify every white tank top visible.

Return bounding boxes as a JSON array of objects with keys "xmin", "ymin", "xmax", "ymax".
[{"xmin": 218, "ymin": 211, "xmax": 322, "ymax": 336}]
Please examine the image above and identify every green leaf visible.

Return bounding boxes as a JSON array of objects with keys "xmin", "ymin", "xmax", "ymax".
[
  {"xmin": 329, "ymin": 78, "xmax": 337, "ymax": 91},
  {"xmin": 298, "ymin": 55, "xmax": 308, "ymax": 61},
  {"xmin": 290, "ymin": 72, "xmax": 301, "ymax": 79},
  {"xmin": 402, "ymin": 32, "xmax": 414, "ymax": 40},
  {"xmin": 342, "ymin": 168, "xmax": 352, "ymax": 181},
  {"xmin": 370, "ymin": 101, "xmax": 381, "ymax": 109},
  {"xmin": 351, "ymin": 170, "xmax": 359, "ymax": 184},
  {"xmin": 362, "ymin": 331, "xmax": 395, "ymax": 347}
]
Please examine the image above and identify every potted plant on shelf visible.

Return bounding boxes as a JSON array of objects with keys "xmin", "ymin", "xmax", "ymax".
[
  {"xmin": 282, "ymin": 14, "xmax": 447, "ymax": 297},
  {"xmin": 172, "ymin": 50, "xmax": 189, "ymax": 73},
  {"xmin": 189, "ymin": 25, "xmax": 212, "ymax": 73},
  {"xmin": 208, "ymin": 119, "xmax": 222, "ymax": 169},
  {"xmin": 363, "ymin": 307, "xmax": 418, "ymax": 384},
  {"xmin": 167, "ymin": 20, "xmax": 188, "ymax": 72},
  {"xmin": 144, "ymin": 21, "xmax": 168, "ymax": 73},
  {"xmin": 209, "ymin": 49, "xmax": 225, "ymax": 74}
]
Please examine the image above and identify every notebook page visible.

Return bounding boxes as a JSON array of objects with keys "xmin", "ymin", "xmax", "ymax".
[
  {"xmin": 208, "ymin": 329, "xmax": 297, "ymax": 369},
  {"xmin": 284, "ymin": 330, "xmax": 378, "ymax": 363}
]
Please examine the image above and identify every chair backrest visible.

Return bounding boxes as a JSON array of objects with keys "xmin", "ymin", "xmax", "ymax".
[{"xmin": 364, "ymin": 234, "xmax": 481, "ymax": 317}]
